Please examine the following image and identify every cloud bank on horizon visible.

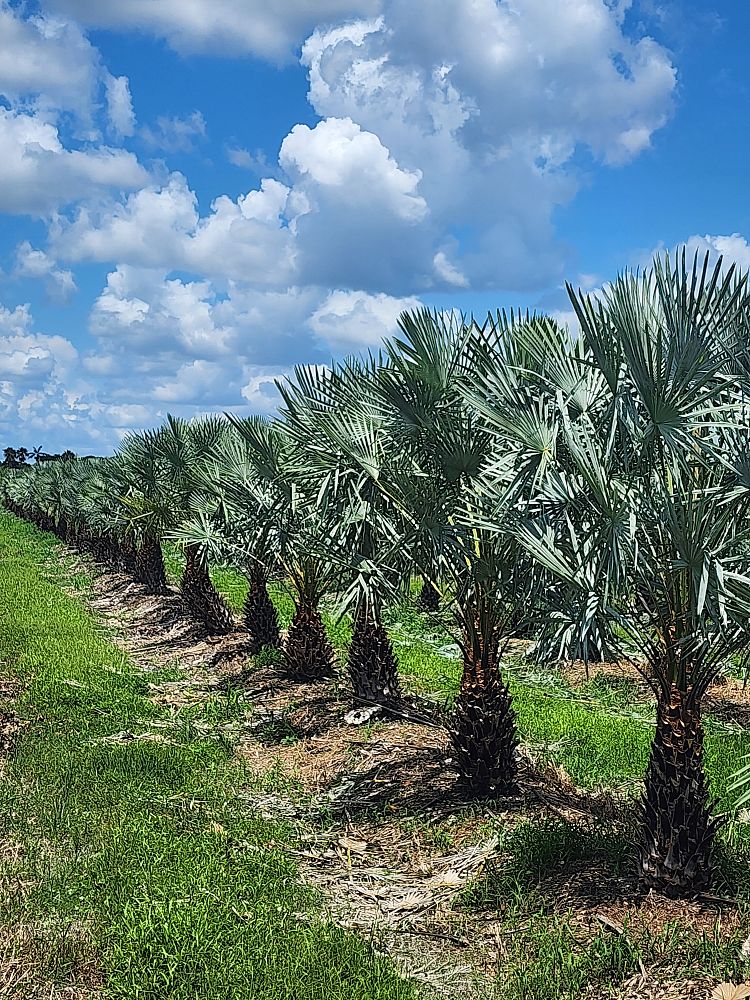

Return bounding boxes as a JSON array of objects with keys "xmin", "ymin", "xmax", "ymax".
[{"xmin": 0, "ymin": 0, "xmax": 742, "ymax": 453}]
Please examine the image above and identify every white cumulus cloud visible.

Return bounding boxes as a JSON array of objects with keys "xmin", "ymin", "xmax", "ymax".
[
  {"xmin": 280, "ymin": 117, "xmax": 426, "ymax": 223},
  {"xmin": 0, "ymin": 5, "xmax": 148, "ymax": 217},
  {"xmin": 309, "ymin": 288, "xmax": 420, "ymax": 352},
  {"xmin": 0, "ymin": 0, "xmax": 683, "ymax": 450},
  {"xmin": 300, "ymin": 0, "xmax": 676, "ymax": 289},
  {"xmin": 53, "ymin": 174, "xmax": 297, "ymax": 285},
  {"xmin": 105, "ymin": 73, "xmax": 136, "ymax": 137},
  {"xmin": 0, "ymin": 300, "xmax": 93, "ymax": 445},
  {"xmin": 0, "ymin": 108, "xmax": 146, "ymax": 216},
  {"xmin": 0, "ymin": 3, "xmax": 101, "ymax": 125},
  {"xmin": 14, "ymin": 242, "xmax": 77, "ymax": 301},
  {"xmin": 650, "ymin": 233, "xmax": 750, "ymax": 273},
  {"xmin": 42, "ymin": 0, "xmax": 383, "ymax": 59}
]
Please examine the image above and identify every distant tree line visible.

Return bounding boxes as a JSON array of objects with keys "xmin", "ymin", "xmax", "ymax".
[{"xmin": 2, "ymin": 447, "xmax": 77, "ymax": 468}]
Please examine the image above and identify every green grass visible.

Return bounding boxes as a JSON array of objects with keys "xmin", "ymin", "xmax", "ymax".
[
  {"xmin": 346, "ymin": 594, "xmax": 745, "ymax": 811},
  {"xmin": 495, "ymin": 916, "xmax": 638, "ymax": 1000},
  {"xmin": 0, "ymin": 512, "xmax": 419, "ymax": 999},
  {"xmin": 491, "ymin": 907, "xmax": 749, "ymax": 1000},
  {"xmin": 462, "ymin": 817, "xmax": 749, "ymax": 998}
]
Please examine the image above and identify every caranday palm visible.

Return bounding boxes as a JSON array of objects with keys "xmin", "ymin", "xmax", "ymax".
[
  {"xmin": 277, "ymin": 355, "xmax": 411, "ymax": 704},
  {"xmin": 516, "ymin": 253, "xmax": 750, "ymax": 894}
]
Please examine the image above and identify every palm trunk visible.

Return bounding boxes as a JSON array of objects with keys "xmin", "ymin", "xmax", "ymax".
[
  {"xmin": 243, "ymin": 568, "xmax": 281, "ymax": 654},
  {"xmin": 284, "ymin": 596, "xmax": 334, "ymax": 681},
  {"xmin": 90, "ymin": 535, "xmax": 112, "ymax": 563},
  {"xmin": 180, "ymin": 544, "xmax": 234, "ymax": 635},
  {"xmin": 639, "ymin": 684, "xmax": 720, "ymax": 896},
  {"xmin": 417, "ymin": 578, "xmax": 440, "ymax": 613},
  {"xmin": 347, "ymin": 604, "xmax": 402, "ymax": 705},
  {"xmin": 103, "ymin": 536, "xmax": 121, "ymax": 567},
  {"xmin": 134, "ymin": 535, "xmax": 168, "ymax": 594},
  {"xmin": 118, "ymin": 537, "xmax": 137, "ymax": 575},
  {"xmin": 449, "ymin": 602, "xmax": 518, "ymax": 796}
]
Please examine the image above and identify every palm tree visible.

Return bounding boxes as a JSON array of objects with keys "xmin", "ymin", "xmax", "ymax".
[
  {"xmin": 176, "ymin": 415, "xmax": 337, "ymax": 676},
  {"xmin": 75, "ymin": 458, "xmax": 130, "ymax": 567},
  {"xmin": 2, "ymin": 447, "xmax": 19, "ymax": 468},
  {"xmin": 416, "ymin": 577, "xmax": 440, "ymax": 612},
  {"xmin": 243, "ymin": 565, "xmax": 281, "ymax": 655},
  {"xmin": 517, "ymin": 253, "xmax": 750, "ymax": 895},
  {"xmin": 114, "ymin": 434, "xmax": 170, "ymax": 596},
  {"xmin": 232, "ymin": 415, "xmax": 338, "ymax": 680},
  {"xmin": 174, "ymin": 418, "xmax": 282, "ymax": 653},
  {"xmin": 145, "ymin": 416, "xmax": 235, "ymax": 633},
  {"xmin": 372, "ymin": 308, "xmax": 549, "ymax": 793},
  {"xmin": 277, "ymin": 357, "xmax": 409, "ymax": 704}
]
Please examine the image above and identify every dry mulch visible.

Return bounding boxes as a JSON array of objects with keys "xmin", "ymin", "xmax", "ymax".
[
  {"xmin": 705, "ymin": 676, "xmax": 750, "ymax": 729},
  {"xmin": 601, "ymin": 974, "xmax": 733, "ymax": 1000},
  {"xmin": 87, "ymin": 570, "xmax": 251, "ymax": 675},
  {"xmin": 560, "ymin": 657, "xmax": 649, "ymax": 690},
  {"xmin": 0, "ymin": 674, "xmax": 23, "ymax": 769}
]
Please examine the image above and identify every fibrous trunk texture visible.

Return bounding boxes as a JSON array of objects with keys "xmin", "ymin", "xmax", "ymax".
[
  {"xmin": 639, "ymin": 685, "xmax": 720, "ymax": 896},
  {"xmin": 284, "ymin": 598, "xmax": 334, "ymax": 681},
  {"xmin": 243, "ymin": 568, "xmax": 281, "ymax": 654},
  {"xmin": 118, "ymin": 538, "xmax": 138, "ymax": 576},
  {"xmin": 134, "ymin": 535, "xmax": 168, "ymax": 594},
  {"xmin": 449, "ymin": 611, "xmax": 518, "ymax": 796},
  {"xmin": 180, "ymin": 544, "xmax": 234, "ymax": 635},
  {"xmin": 90, "ymin": 535, "xmax": 118, "ymax": 566},
  {"xmin": 417, "ymin": 579, "xmax": 440, "ymax": 613},
  {"xmin": 347, "ymin": 607, "xmax": 402, "ymax": 705}
]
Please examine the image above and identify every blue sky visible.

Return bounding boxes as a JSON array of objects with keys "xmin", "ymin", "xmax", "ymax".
[{"xmin": 1, "ymin": 0, "xmax": 748, "ymax": 453}]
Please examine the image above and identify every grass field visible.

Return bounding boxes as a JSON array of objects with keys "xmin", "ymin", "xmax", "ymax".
[{"xmin": 1, "ymin": 513, "xmax": 749, "ymax": 999}]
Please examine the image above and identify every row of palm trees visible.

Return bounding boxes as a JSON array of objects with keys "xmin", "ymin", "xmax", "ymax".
[{"xmin": 3, "ymin": 252, "xmax": 750, "ymax": 899}]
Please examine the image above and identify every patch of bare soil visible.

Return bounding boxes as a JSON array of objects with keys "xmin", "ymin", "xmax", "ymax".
[
  {"xmin": 0, "ymin": 675, "xmax": 24, "ymax": 781},
  {"xmin": 561, "ymin": 658, "xmax": 649, "ymax": 691},
  {"xmin": 237, "ymin": 671, "xmax": 363, "ymax": 791},
  {"xmin": 705, "ymin": 675, "xmax": 750, "ymax": 729},
  {"xmin": 0, "ymin": 678, "xmax": 20, "ymax": 701},
  {"xmin": 0, "ymin": 712, "xmax": 22, "ymax": 761}
]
